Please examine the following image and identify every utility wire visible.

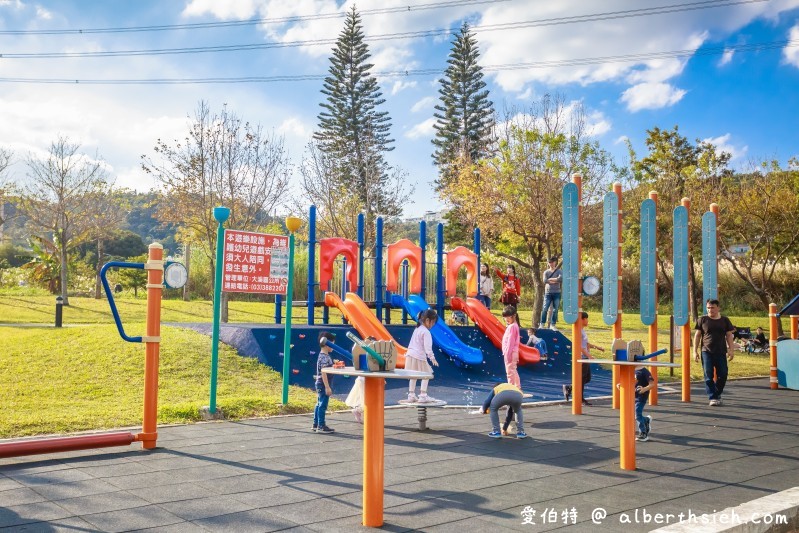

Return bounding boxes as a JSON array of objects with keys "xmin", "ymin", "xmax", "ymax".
[
  {"xmin": 0, "ymin": 0, "xmax": 510, "ymax": 35},
  {"xmin": 0, "ymin": 38, "xmax": 792, "ymax": 84},
  {"xmin": 0, "ymin": 0, "xmax": 768, "ymax": 59}
]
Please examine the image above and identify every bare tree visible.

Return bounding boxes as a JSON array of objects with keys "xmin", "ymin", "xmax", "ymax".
[
  {"xmin": 87, "ymin": 187, "xmax": 130, "ymax": 298},
  {"xmin": 142, "ymin": 101, "xmax": 290, "ymax": 321},
  {"xmin": 19, "ymin": 137, "xmax": 108, "ymax": 305}
]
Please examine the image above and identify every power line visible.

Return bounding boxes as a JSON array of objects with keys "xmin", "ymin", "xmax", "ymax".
[
  {"xmin": 0, "ymin": 38, "xmax": 792, "ymax": 85},
  {"xmin": 0, "ymin": 0, "xmax": 769, "ymax": 59},
  {"xmin": 0, "ymin": 0, "xmax": 510, "ymax": 35}
]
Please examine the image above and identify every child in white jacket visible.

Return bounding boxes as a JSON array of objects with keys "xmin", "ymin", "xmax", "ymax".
[{"xmin": 405, "ymin": 309, "xmax": 439, "ymax": 403}]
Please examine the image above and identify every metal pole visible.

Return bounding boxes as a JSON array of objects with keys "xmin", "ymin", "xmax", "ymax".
[
  {"xmin": 474, "ymin": 227, "xmax": 481, "ymax": 292},
  {"xmin": 308, "ymin": 205, "xmax": 317, "ymax": 325},
  {"xmin": 572, "ymin": 174, "xmax": 584, "ymax": 415},
  {"xmin": 209, "ymin": 206, "xmax": 229, "ymax": 414},
  {"xmin": 681, "ymin": 197, "xmax": 692, "ymax": 403},
  {"xmin": 612, "ymin": 182, "xmax": 623, "ymax": 410},
  {"xmin": 420, "ymin": 221, "xmax": 427, "ymax": 299},
  {"xmin": 770, "ymin": 303, "xmax": 778, "ymax": 389},
  {"xmin": 141, "ymin": 242, "xmax": 164, "ymax": 449},
  {"xmin": 282, "ymin": 216, "xmax": 303, "ymax": 405},
  {"xmin": 376, "ymin": 216, "xmax": 384, "ymax": 322},
  {"xmin": 649, "ymin": 191, "xmax": 659, "ymax": 406},
  {"xmin": 436, "ymin": 223, "xmax": 445, "ymax": 319},
  {"xmin": 55, "ymin": 296, "xmax": 63, "ymax": 327},
  {"xmin": 357, "ymin": 213, "xmax": 365, "ymax": 298}
]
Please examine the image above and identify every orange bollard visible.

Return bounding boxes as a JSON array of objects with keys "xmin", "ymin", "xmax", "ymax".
[
  {"xmin": 680, "ymin": 197, "xmax": 691, "ymax": 403},
  {"xmin": 770, "ymin": 303, "xmax": 779, "ymax": 390},
  {"xmin": 791, "ymin": 315, "xmax": 798, "ymax": 340},
  {"xmin": 619, "ymin": 365, "xmax": 636, "ymax": 470},
  {"xmin": 363, "ymin": 377, "xmax": 386, "ymax": 527},
  {"xmin": 612, "ymin": 183, "xmax": 623, "ymax": 410},
  {"xmin": 571, "ymin": 173, "xmax": 583, "ymax": 416},
  {"xmin": 649, "ymin": 192, "xmax": 659, "ymax": 406},
  {"xmin": 138, "ymin": 243, "xmax": 163, "ymax": 450}
]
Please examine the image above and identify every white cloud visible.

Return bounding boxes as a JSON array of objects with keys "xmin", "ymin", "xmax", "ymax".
[
  {"xmin": 702, "ymin": 133, "xmax": 748, "ymax": 161},
  {"xmin": 620, "ymin": 82, "xmax": 686, "ymax": 112},
  {"xmin": 718, "ymin": 48, "xmax": 735, "ymax": 67},
  {"xmin": 411, "ymin": 96, "xmax": 436, "ymax": 113},
  {"xmin": 390, "ymin": 80, "xmax": 417, "ymax": 95},
  {"xmin": 784, "ymin": 24, "xmax": 799, "ymax": 68},
  {"xmin": 182, "ymin": 0, "xmax": 262, "ymax": 20},
  {"xmin": 277, "ymin": 117, "xmax": 311, "ymax": 139},
  {"xmin": 405, "ymin": 118, "xmax": 437, "ymax": 140},
  {"xmin": 614, "ymin": 135, "xmax": 629, "ymax": 145},
  {"xmin": 34, "ymin": 5, "xmax": 51, "ymax": 19},
  {"xmin": 516, "ymin": 87, "xmax": 533, "ymax": 100}
]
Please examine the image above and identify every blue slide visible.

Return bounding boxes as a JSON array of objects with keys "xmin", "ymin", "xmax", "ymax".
[{"xmin": 391, "ymin": 294, "xmax": 484, "ymax": 366}]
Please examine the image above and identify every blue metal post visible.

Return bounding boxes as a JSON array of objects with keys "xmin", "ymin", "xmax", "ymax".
[
  {"xmin": 401, "ymin": 261, "xmax": 409, "ymax": 324},
  {"xmin": 420, "ymin": 220, "xmax": 427, "ymax": 299},
  {"xmin": 307, "ymin": 205, "xmax": 317, "ymax": 325},
  {"xmin": 436, "ymin": 223, "xmax": 445, "ymax": 319},
  {"xmin": 275, "ymin": 294, "xmax": 282, "ymax": 324},
  {"xmin": 473, "ymin": 227, "xmax": 481, "ymax": 284},
  {"xmin": 341, "ymin": 257, "xmax": 348, "ymax": 324},
  {"xmin": 357, "ymin": 213, "xmax": 364, "ymax": 298},
  {"xmin": 375, "ymin": 216, "xmax": 384, "ymax": 322}
]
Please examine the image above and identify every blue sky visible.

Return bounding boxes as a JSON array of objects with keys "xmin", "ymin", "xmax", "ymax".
[{"xmin": 0, "ymin": 0, "xmax": 797, "ymax": 217}]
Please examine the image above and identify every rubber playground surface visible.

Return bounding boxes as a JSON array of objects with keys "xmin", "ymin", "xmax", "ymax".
[
  {"xmin": 2, "ymin": 378, "xmax": 798, "ymax": 531},
  {"xmin": 184, "ymin": 323, "xmax": 614, "ymax": 406}
]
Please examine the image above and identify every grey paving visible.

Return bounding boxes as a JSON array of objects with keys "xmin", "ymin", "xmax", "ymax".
[{"xmin": 0, "ymin": 378, "xmax": 797, "ymax": 531}]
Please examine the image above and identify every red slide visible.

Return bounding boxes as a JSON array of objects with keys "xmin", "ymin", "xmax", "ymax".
[{"xmin": 451, "ymin": 297, "xmax": 540, "ymax": 365}]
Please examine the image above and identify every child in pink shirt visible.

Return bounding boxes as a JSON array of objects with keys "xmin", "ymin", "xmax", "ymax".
[{"xmin": 502, "ymin": 305, "xmax": 521, "ymax": 388}]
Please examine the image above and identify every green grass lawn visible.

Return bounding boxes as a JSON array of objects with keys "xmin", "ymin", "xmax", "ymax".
[
  {"xmin": 0, "ymin": 295, "xmax": 776, "ymax": 439},
  {"xmin": 0, "ymin": 324, "xmax": 332, "ymax": 439}
]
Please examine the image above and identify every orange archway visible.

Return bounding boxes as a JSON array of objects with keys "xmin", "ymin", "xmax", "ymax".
[
  {"xmin": 446, "ymin": 246, "xmax": 478, "ymax": 297},
  {"xmin": 319, "ymin": 238, "xmax": 358, "ymax": 292},
  {"xmin": 386, "ymin": 239, "xmax": 422, "ymax": 294}
]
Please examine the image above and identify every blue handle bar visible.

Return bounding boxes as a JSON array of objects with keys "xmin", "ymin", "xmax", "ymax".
[
  {"xmin": 319, "ymin": 338, "xmax": 353, "ymax": 361},
  {"xmin": 100, "ymin": 261, "xmax": 144, "ymax": 343},
  {"xmin": 634, "ymin": 349, "xmax": 668, "ymax": 362}
]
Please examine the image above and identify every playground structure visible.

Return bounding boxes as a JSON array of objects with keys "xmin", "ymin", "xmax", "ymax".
[
  {"xmin": 561, "ymin": 174, "xmax": 725, "ymax": 470},
  {"xmin": 298, "ymin": 206, "xmax": 537, "ymax": 367},
  {"xmin": 0, "ymin": 244, "xmax": 169, "ymax": 459}
]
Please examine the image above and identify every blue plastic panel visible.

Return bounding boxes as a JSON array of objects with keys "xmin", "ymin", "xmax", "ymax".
[
  {"xmin": 562, "ymin": 183, "xmax": 580, "ymax": 324},
  {"xmin": 673, "ymin": 206, "xmax": 689, "ymax": 326},
  {"xmin": 602, "ymin": 192, "xmax": 619, "ymax": 325},
  {"xmin": 702, "ymin": 211, "xmax": 718, "ymax": 305},
  {"xmin": 640, "ymin": 199, "xmax": 657, "ymax": 325},
  {"xmin": 777, "ymin": 339, "xmax": 799, "ymax": 390}
]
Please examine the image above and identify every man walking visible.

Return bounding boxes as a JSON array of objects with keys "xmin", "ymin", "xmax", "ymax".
[
  {"xmin": 693, "ymin": 299, "xmax": 736, "ymax": 406},
  {"xmin": 540, "ymin": 256, "xmax": 562, "ymax": 330}
]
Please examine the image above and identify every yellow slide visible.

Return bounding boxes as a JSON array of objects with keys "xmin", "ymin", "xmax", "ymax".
[{"xmin": 324, "ymin": 291, "xmax": 407, "ymax": 368}]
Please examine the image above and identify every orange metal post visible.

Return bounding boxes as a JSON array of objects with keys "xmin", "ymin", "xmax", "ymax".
[
  {"xmin": 710, "ymin": 203, "xmax": 720, "ymax": 385},
  {"xmin": 681, "ymin": 198, "xmax": 691, "ymax": 402},
  {"xmin": 619, "ymin": 365, "xmax": 636, "ymax": 470},
  {"xmin": 139, "ymin": 243, "xmax": 163, "ymax": 450},
  {"xmin": 791, "ymin": 316, "xmax": 798, "ymax": 340},
  {"xmin": 612, "ymin": 183, "xmax": 623, "ymax": 410},
  {"xmin": 648, "ymin": 191, "xmax": 659, "ymax": 406},
  {"xmin": 572, "ymin": 174, "xmax": 583, "ymax": 415},
  {"xmin": 770, "ymin": 303, "xmax": 779, "ymax": 390},
  {"xmin": 363, "ymin": 377, "xmax": 386, "ymax": 527}
]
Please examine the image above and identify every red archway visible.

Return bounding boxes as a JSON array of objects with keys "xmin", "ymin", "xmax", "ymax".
[
  {"xmin": 386, "ymin": 239, "xmax": 422, "ymax": 294},
  {"xmin": 446, "ymin": 246, "xmax": 478, "ymax": 297},
  {"xmin": 319, "ymin": 238, "xmax": 358, "ymax": 292}
]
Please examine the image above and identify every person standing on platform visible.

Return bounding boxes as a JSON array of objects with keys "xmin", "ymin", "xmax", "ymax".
[
  {"xmin": 477, "ymin": 263, "xmax": 494, "ymax": 308},
  {"xmin": 540, "ymin": 256, "xmax": 563, "ymax": 331},
  {"xmin": 693, "ymin": 299, "xmax": 735, "ymax": 406},
  {"xmin": 406, "ymin": 309, "xmax": 440, "ymax": 403}
]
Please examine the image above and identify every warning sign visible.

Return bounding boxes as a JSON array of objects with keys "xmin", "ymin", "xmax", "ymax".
[{"xmin": 221, "ymin": 230, "xmax": 289, "ymax": 294}]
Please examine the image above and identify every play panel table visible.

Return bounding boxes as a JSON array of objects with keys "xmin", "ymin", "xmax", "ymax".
[
  {"xmin": 576, "ymin": 359, "xmax": 681, "ymax": 471},
  {"xmin": 323, "ymin": 366, "xmax": 433, "ymax": 527}
]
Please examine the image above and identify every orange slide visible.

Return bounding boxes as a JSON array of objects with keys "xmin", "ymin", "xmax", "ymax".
[
  {"xmin": 324, "ymin": 292, "xmax": 407, "ymax": 368},
  {"xmin": 451, "ymin": 296, "xmax": 540, "ymax": 365}
]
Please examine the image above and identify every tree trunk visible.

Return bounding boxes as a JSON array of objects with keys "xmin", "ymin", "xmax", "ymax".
[
  {"xmin": 182, "ymin": 242, "xmax": 191, "ymax": 301},
  {"xmin": 94, "ymin": 238, "xmax": 104, "ymax": 299},
  {"xmin": 530, "ymin": 267, "xmax": 545, "ymax": 329},
  {"xmin": 59, "ymin": 233, "xmax": 70, "ymax": 305},
  {"xmin": 688, "ymin": 254, "xmax": 698, "ymax": 324}
]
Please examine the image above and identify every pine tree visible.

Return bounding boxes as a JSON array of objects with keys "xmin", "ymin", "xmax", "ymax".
[
  {"xmin": 432, "ymin": 22, "xmax": 495, "ymax": 190},
  {"xmin": 314, "ymin": 6, "xmax": 400, "ymax": 220}
]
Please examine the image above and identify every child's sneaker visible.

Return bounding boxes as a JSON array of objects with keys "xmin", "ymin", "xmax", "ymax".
[
  {"xmin": 636, "ymin": 432, "xmax": 649, "ymax": 442},
  {"xmin": 516, "ymin": 431, "xmax": 528, "ymax": 439},
  {"xmin": 407, "ymin": 392, "xmax": 418, "ymax": 403},
  {"xmin": 645, "ymin": 415, "xmax": 652, "ymax": 434},
  {"xmin": 417, "ymin": 393, "xmax": 436, "ymax": 403},
  {"xmin": 562, "ymin": 384, "xmax": 572, "ymax": 401},
  {"xmin": 488, "ymin": 430, "xmax": 502, "ymax": 438},
  {"xmin": 549, "ymin": 325, "xmax": 558, "ymax": 331},
  {"xmin": 312, "ymin": 425, "xmax": 318, "ymax": 432},
  {"xmin": 317, "ymin": 425, "xmax": 335, "ymax": 433}
]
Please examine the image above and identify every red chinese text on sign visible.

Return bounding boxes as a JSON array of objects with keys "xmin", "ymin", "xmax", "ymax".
[{"xmin": 221, "ymin": 230, "xmax": 289, "ymax": 294}]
